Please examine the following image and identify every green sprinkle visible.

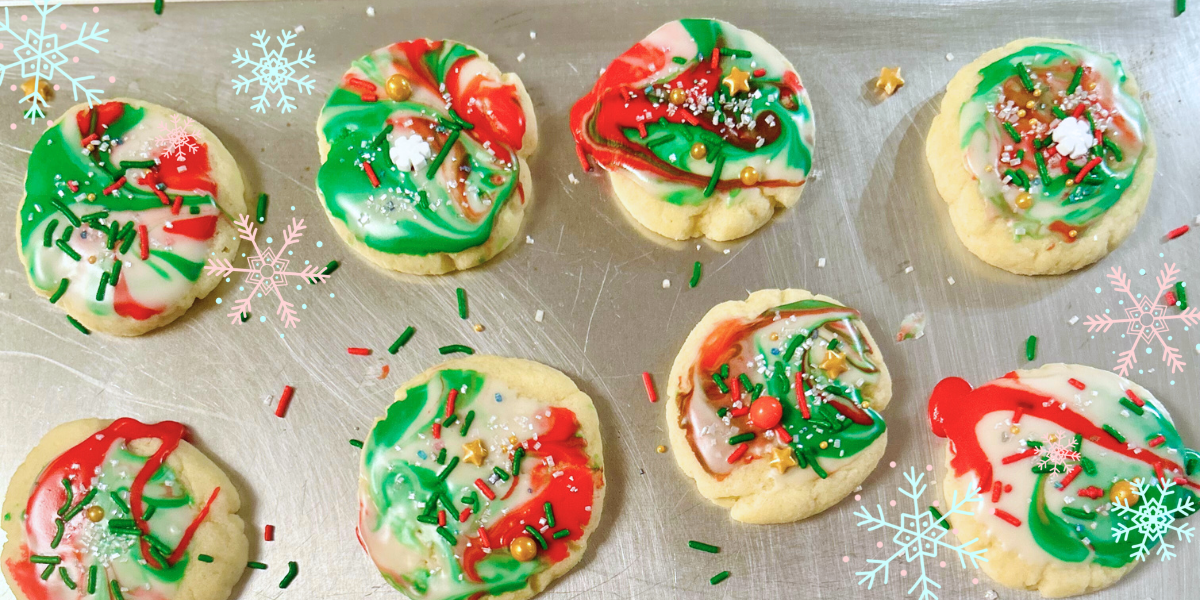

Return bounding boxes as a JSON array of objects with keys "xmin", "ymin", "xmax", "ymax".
[
  {"xmin": 50, "ymin": 197, "xmax": 81, "ymax": 227},
  {"xmin": 672, "ymin": 56, "xmax": 687, "ymax": 64},
  {"xmin": 427, "ymin": 129, "xmax": 461, "ymax": 178},
  {"xmin": 51, "ymin": 517, "xmax": 64, "ymax": 548},
  {"xmin": 29, "ymin": 555, "xmax": 61, "ymax": 564},
  {"xmin": 247, "ymin": 561, "xmax": 268, "ymax": 570},
  {"xmin": 459, "ymin": 410, "xmax": 475, "ymax": 436},
  {"xmin": 1071, "ymin": 433, "xmax": 1083, "ymax": 452},
  {"xmin": 711, "ymin": 372, "xmax": 728, "ymax": 394},
  {"xmin": 1176, "ymin": 281, "xmax": 1188, "ymax": 310},
  {"xmin": 321, "ymin": 260, "xmax": 339, "ymax": 278},
  {"xmin": 416, "ymin": 512, "xmax": 438, "ymax": 525},
  {"xmin": 1034, "ymin": 151, "xmax": 1050, "ymax": 185},
  {"xmin": 96, "ymin": 272, "xmax": 110, "ymax": 301},
  {"xmin": 442, "ymin": 413, "xmax": 458, "ymax": 427},
  {"xmin": 240, "ymin": 311, "xmax": 250, "ymax": 323},
  {"xmin": 809, "ymin": 453, "xmax": 828, "ymax": 479},
  {"xmin": 525, "ymin": 525, "xmax": 548, "ymax": 549},
  {"xmin": 929, "ymin": 506, "xmax": 951, "ymax": 530},
  {"xmin": 62, "ymin": 488, "xmax": 96, "ymax": 521},
  {"xmin": 58, "ymin": 479, "xmax": 73, "ymax": 515},
  {"xmin": 110, "ymin": 581, "xmax": 125, "ymax": 600},
  {"xmin": 1025, "ymin": 335, "xmax": 1037, "ymax": 361},
  {"xmin": 110, "ymin": 260, "xmax": 122, "ymax": 286},
  {"xmin": 1103, "ymin": 137, "xmax": 1123, "ymax": 162},
  {"xmin": 66, "ymin": 315, "xmax": 90, "ymax": 335},
  {"xmin": 349, "ymin": 439, "xmax": 363, "ymax": 448},
  {"xmin": 544, "ymin": 502, "xmax": 556, "ymax": 528},
  {"xmin": 438, "ymin": 344, "xmax": 474, "ymax": 355},
  {"xmin": 717, "ymin": 407, "xmax": 729, "ymax": 418},
  {"xmin": 689, "ymin": 261, "xmax": 702, "ymax": 288},
  {"xmin": 389, "ymin": 326, "xmax": 416, "ymax": 353},
  {"xmin": 493, "ymin": 466, "xmax": 510, "ymax": 481},
  {"xmin": 153, "ymin": 0, "xmax": 164, "ymax": 15},
  {"xmin": 56, "ymin": 239, "xmax": 81, "ymax": 261},
  {"xmin": 710, "ymin": 571, "xmax": 731, "ymax": 585},
  {"xmin": 1080, "ymin": 456, "xmax": 1097, "ymax": 475},
  {"xmin": 59, "ymin": 224, "xmax": 74, "ymax": 243},
  {"xmin": 446, "ymin": 109, "xmax": 473, "ymax": 129},
  {"xmin": 512, "ymin": 447, "xmax": 525, "ymax": 477},
  {"xmin": 107, "ymin": 518, "xmax": 136, "ymax": 530},
  {"xmin": 1068, "ymin": 65, "xmax": 1084, "ymax": 94},
  {"xmin": 1103, "ymin": 424, "xmax": 1126, "ymax": 443},
  {"xmin": 58, "ymin": 566, "xmax": 76, "ymax": 589},
  {"xmin": 728, "ymin": 432, "xmax": 755, "ymax": 445},
  {"xmin": 143, "ymin": 505, "xmax": 157, "ymax": 521},
  {"xmin": 41, "ymin": 563, "xmax": 54, "ymax": 580},
  {"xmin": 1016, "ymin": 62, "xmax": 1035, "ymax": 91},
  {"xmin": 456, "ymin": 287, "xmax": 468, "ymax": 319},
  {"xmin": 189, "ymin": 205, "xmax": 200, "ymax": 214},
  {"xmin": 437, "ymin": 456, "xmax": 460, "ymax": 481},
  {"xmin": 436, "ymin": 526, "xmax": 457, "ymax": 545},
  {"xmin": 688, "ymin": 540, "xmax": 720, "ymax": 553},
  {"xmin": 1061, "ymin": 506, "xmax": 1096, "ymax": 520},
  {"xmin": 1003, "ymin": 122, "xmax": 1021, "ymax": 143},
  {"xmin": 87, "ymin": 565, "xmax": 97, "ymax": 593},
  {"xmin": 703, "ymin": 154, "xmax": 725, "ymax": 197},
  {"xmin": 110, "ymin": 491, "xmax": 129, "ymax": 514},
  {"xmin": 436, "ymin": 447, "xmax": 447, "ymax": 465},
  {"xmin": 118, "ymin": 229, "xmax": 136, "ymax": 254},
  {"xmin": 256, "ymin": 193, "xmax": 269, "ymax": 223},
  {"xmin": 719, "ymin": 48, "xmax": 752, "ymax": 58},
  {"xmin": 119, "ymin": 160, "xmax": 157, "ymax": 170},
  {"xmin": 1119, "ymin": 397, "xmax": 1144, "ymax": 415},
  {"xmin": 1051, "ymin": 105, "xmax": 1068, "ymax": 119},
  {"xmin": 42, "ymin": 219, "xmax": 59, "ymax": 247},
  {"xmin": 1178, "ymin": 0, "xmax": 1187, "ymax": 17},
  {"xmin": 279, "ymin": 561, "xmax": 299, "ymax": 588},
  {"xmin": 552, "ymin": 529, "xmax": 570, "ymax": 539}
]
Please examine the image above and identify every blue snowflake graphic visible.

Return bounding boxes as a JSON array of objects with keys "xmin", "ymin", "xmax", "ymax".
[
  {"xmin": 852, "ymin": 467, "xmax": 988, "ymax": 600},
  {"xmin": 0, "ymin": 1, "xmax": 108, "ymax": 123},
  {"xmin": 1111, "ymin": 478, "xmax": 1196, "ymax": 562},
  {"xmin": 231, "ymin": 29, "xmax": 314, "ymax": 114}
]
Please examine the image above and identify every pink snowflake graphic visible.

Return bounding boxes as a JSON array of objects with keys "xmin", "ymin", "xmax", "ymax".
[
  {"xmin": 1033, "ymin": 431, "xmax": 1080, "ymax": 474},
  {"xmin": 204, "ymin": 214, "xmax": 329, "ymax": 327},
  {"xmin": 153, "ymin": 114, "xmax": 198, "ymax": 158},
  {"xmin": 1084, "ymin": 264, "xmax": 1200, "ymax": 375}
]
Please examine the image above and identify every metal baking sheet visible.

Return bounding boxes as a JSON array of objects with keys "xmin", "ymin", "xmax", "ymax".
[{"xmin": 2, "ymin": 1, "xmax": 1198, "ymax": 598}]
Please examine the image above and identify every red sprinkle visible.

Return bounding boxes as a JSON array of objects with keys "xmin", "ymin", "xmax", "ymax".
[
  {"xmin": 275, "ymin": 385, "xmax": 295, "ymax": 417},
  {"xmin": 1155, "ymin": 463, "xmax": 1165, "ymax": 481},
  {"xmin": 710, "ymin": 51, "xmax": 719, "ymax": 69},
  {"xmin": 1125, "ymin": 389, "xmax": 1145, "ymax": 407},
  {"xmin": 1005, "ymin": 484, "xmax": 1013, "ymax": 493},
  {"xmin": 575, "ymin": 143, "xmax": 592, "ymax": 172},
  {"xmin": 475, "ymin": 479, "xmax": 496, "ymax": 500},
  {"xmin": 1164, "ymin": 290, "xmax": 1178, "ymax": 306},
  {"xmin": 431, "ymin": 423, "xmax": 441, "ymax": 439},
  {"xmin": 377, "ymin": 365, "xmax": 390, "ymax": 380},
  {"xmin": 1012, "ymin": 405, "xmax": 1025, "ymax": 424},
  {"xmin": 153, "ymin": 187, "xmax": 170, "ymax": 205},
  {"xmin": 438, "ymin": 510, "xmax": 446, "ymax": 527},
  {"xmin": 991, "ymin": 480, "xmax": 1003, "ymax": 503},
  {"xmin": 774, "ymin": 427, "xmax": 792, "ymax": 444},
  {"xmin": 753, "ymin": 68, "xmax": 766, "ymax": 77},
  {"xmin": 103, "ymin": 177, "xmax": 126, "ymax": 196},
  {"xmin": 264, "ymin": 525, "xmax": 275, "ymax": 542},
  {"xmin": 1068, "ymin": 378, "xmax": 1086, "ymax": 390},
  {"xmin": 346, "ymin": 77, "xmax": 375, "ymax": 92},
  {"xmin": 1149, "ymin": 435, "xmax": 1166, "ymax": 448},
  {"xmin": 1167, "ymin": 225, "xmax": 1190, "ymax": 240},
  {"xmin": 794, "ymin": 373, "xmax": 811, "ymax": 420},
  {"xmin": 679, "ymin": 110, "xmax": 699, "ymax": 125},
  {"xmin": 360, "ymin": 92, "xmax": 378, "ymax": 103},
  {"xmin": 347, "ymin": 347, "xmax": 371, "ymax": 356},
  {"xmin": 458, "ymin": 507, "xmax": 472, "ymax": 523},
  {"xmin": 1078, "ymin": 486, "xmax": 1104, "ymax": 499},
  {"xmin": 642, "ymin": 372, "xmax": 657, "ymax": 403},
  {"xmin": 138, "ymin": 224, "xmax": 150, "ymax": 260},
  {"xmin": 993, "ymin": 508, "xmax": 1022, "ymax": 527},
  {"xmin": 1001, "ymin": 448, "xmax": 1038, "ymax": 464},
  {"xmin": 477, "ymin": 527, "xmax": 491, "ymax": 549},
  {"xmin": 445, "ymin": 389, "xmax": 459, "ymax": 419},
  {"xmin": 66, "ymin": 180, "xmax": 79, "ymax": 192},
  {"xmin": 729, "ymin": 406, "xmax": 749, "ymax": 418},
  {"xmin": 170, "ymin": 195, "xmax": 183, "ymax": 216},
  {"xmin": 362, "ymin": 161, "xmax": 380, "ymax": 188},
  {"xmin": 1072, "ymin": 103, "xmax": 1086, "ymax": 118},
  {"xmin": 1175, "ymin": 477, "xmax": 1190, "ymax": 487},
  {"xmin": 635, "ymin": 120, "xmax": 647, "ymax": 138},
  {"xmin": 80, "ymin": 133, "xmax": 99, "ymax": 147},
  {"xmin": 1059, "ymin": 465, "xmax": 1083, "ymax": 488},
  {"xmin": 1074, "ymin": 157, "xmax": 1103, "ymax": 184},
  {"xmin": 727, "ymin": 442, "xmax": 749, "ymax": 464}
]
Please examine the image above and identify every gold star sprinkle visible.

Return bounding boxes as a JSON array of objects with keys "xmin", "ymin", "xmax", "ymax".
[
  {"xmin": 820, "ymin": 350, "xmax": 848, "ymax": 378},
  {"xmin": 876, "ymin": 67, "xmax": 905, "ymax": 96},
  {"xmin": 722, "ymin": 66, "xmax": 751, "ymax": 96},
  {"xmin": 768, "ymin": 446, "xmax": 798, "ymax": 473},
  {"xmin": 462, "ymin": 440, "xmax": 488, "ymax": 466}
]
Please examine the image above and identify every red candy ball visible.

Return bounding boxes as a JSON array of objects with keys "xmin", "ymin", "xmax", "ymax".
[{"xmin": 749, "ymin": 396, "xmax": 783, "ymax": 430}]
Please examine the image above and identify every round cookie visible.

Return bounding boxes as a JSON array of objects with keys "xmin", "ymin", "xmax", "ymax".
[
  {"xmin": 928, "ymin": 364, "xmax": 1200, "ymax": 597},
  {"xmin": 316, "ymin": 40, "xmax": 537, "ymax": 275},
  {"xmin": 1, "ymin": 418, "xmax": 248, "ymax": 600},
  {"xmin": 570, "ymin": 19, "xmax": 816, "ymax": 241},
  {"xmin": 357, "ymin": 355, "xmax": 605, "ymax": 600},
  {"xmin": 665, "ymin": 289, "xmax": 892, "ymax": 524},
  {"xmin": 927, "ymin": 39, "xmax": 1154, "ymax": 275},
  {"xmin": 15, "ymin": 99, "xmax": 247, "ymax": 336}
]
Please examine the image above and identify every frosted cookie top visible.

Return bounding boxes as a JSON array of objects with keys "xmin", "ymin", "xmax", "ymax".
[
  {"xmin": 958, "ymin": 41, "xmax": 1149, "ymax": 242},
  {"xmin": 929, "ymin": 365, "xmax": 1200, "ymax": 568},
  {"xmin": 358, "ymin": 367, "xmax": 603, "ymax": 599},
  {"xmin": 2, "ymin": 419, "xmax": 223, "ymax": 600},
  {"xmin": 316, "ymin": 40, "xmax": 533, "ymax": 257},
  {"xmin": 17, "ymin": 101, "xmax": 231, "ymax": 324},
  {"xmin": 570, "ymin": 18, "xmax": 815, "ymax": 205},
  {"xmin": 675, "ymin": 299, "xmax": 886, "ymax": 481}
]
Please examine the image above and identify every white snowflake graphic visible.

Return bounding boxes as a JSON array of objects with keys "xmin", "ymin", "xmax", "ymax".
[
  {"xmin": 230, "ymin": 29, "xmax": 314, "ymax": 114},
  {"xmin": 852, "ymin": 468, "xmax": 988, "ymax": 600},
  {"xmin": 1084, "ymin": 264, "xmax": 1200, "ymax": 375},
  {"xmin": 1111, "ymin": 478, "xmax": 1196, "ymax": 562},
  {"xmin": 0, "ymin": 1, "xmax": 108, "ymax": 123},
  {"xmin": 154, "ymin": 114, "xmax": 198, "ymax": 158},
  {"xmin": 204, "ymin": 214, "xmax": 329, "ymax": 328},
  {"xmin": 1033, "ymin": 431, "xmax": 1080, "ymax": 474}
]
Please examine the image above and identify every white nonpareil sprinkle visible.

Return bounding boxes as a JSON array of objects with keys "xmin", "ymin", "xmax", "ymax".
[
  {"xmin": 984, "ymin": 590, "xmax": 998, "ymax": 600},
  {"xmin": 945, "ymin": 53, "xmax": 954, "ymax": 61},
  {"xmin": 293, "ymin": 25, "xmax": 305, "ymax": 33},
  {"xmin": 662, "ymin": 279, "xmax": 671, "ymax": 289},
  {"xmin": 525, "ymin": 236, "xmax": 534, "ymax": 244},
  {"xmin": 517, "ymin": 53, "xmax": 526, "ymax": 62},
  {"xmin": 568, "ymin": 173, "xmax": 579, "ymax": 184},
  {"xmin": 1068, "ymin": 315, "xmax": 1079, "ymax": 325},
  {"xmin": 905, "ymin": 266, "xmax": 914, "ymax": 274},
  {"xmin": 366, "ymin": 6, "xmax": 375, "ymax": 16},
  {"xmin": 529, "ymin": 31, "xmax": 536, "ymax": 39},
  {"xmin": 947, "ymin": 276, "xmax": 956, "ymax": 285},
  {"xmin": 535, "ymin": 310, "xmax": 544, "ymax": 322},
  {"xmin": 1194, "ymin": 213, "xmax": 1200, "ymax": 226},
  {"xmin": 817, "ymin": 257, "xmax": 826, "ymax": 268}
]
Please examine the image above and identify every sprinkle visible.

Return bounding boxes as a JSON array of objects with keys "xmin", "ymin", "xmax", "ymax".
[
  {"xmin": 279, "ymin": 561, "xmax": 299, "ymax": 588},
  {"xmin": 535, "ymin": 309, "xmax": 544, "ymax": 322},
  {"xmin": 54, "ymin": 238, "xmax": 81, "ymax": 261},
  {"xmin": 445, "ymin": 389, "xmax": 458, "ymax": 418},
  {"xmin": 1015, "ymin": 62, "xmax": 1035, "ymax": 91},
  {"xmin": 1068, "ymin": 378, "xmax": 1085, "ymax": 390},
  {"xmin": 1061, "ymin": 506, "xmax": 1095, "ymax": 520},
  {"xmin": 87, "ymin": 565, "xmax": 97, "ymax": 592},
  {"xmin": 1080, "ymin": 456, "xmax": 1097, "ymax": 475},
  {"xmin": 477, "ymin": 527, "xmax": 492, "ymax": 549},
  {"xmin": 349, "ymin": 439, "xmax": 363, "ymax": 448},
  {"xmin": 431, "ymin": 423, "xmax": 441, "ymax": 439},
  {"xmin": 153, "ymin": 0, "xmax": 164, "ymax": 14},
  {"xmin": 29, "ymin": 555, "xmax": 61, "ymax": 564},
  {"xmin": 1067, "ymin": 65, "xmax": 1084, "ymax": 94},
  {"xmin": 946, "ymin": 276, "xmax": 955, "ymax": 285},
  {"xmin": 991, "ymin": 481, "xmax": 1003, "ymax": 503},
  {"xmin": 50, "ymin": 198, "xmax": 81, "ymax": 227},
  {"xmin": 389, "ymin": 326, "xmax": 416, "ymax": 353},
  {"xmin": 110, "ymin": 261, "xmax": 122, "ymax": 286},
  {"xmin": 1023, "ymin": 335, "xmax": 1038, "ymax": 361},
  {"xmin": 1003, "ymin": 122, "xmax": 1021, "ymax": 143},
  {"xmin": 703, "ymin": 154, "xmax": 725, "ymax": 197},
  {"xmin": 439, "ymin": 344, "xmax": 474, "ymax": 355},
  {"xmin": 492, "ymin": 466, "xmax": 510, "ymax": 481},
  {"xmin": 95, "ymin": 272, "xmax": 109, "ymax": 301},
  {"xmin": 689, "ymin": 261, "xmax": 702, "ymax": 288},
  {"xmin": 50, "ymin": 517, "xmax": 64, "ymax": 548},
  {"xmin": 774, "ymin": 427, "xmax": 791, "ymax": 443},
  {"xmin": 58, "ymin": 567, "xmax": 76, "ymax": 589},
  {"xmin": 1074, "ymin": 157, "xmax": 1103, "ymax": 184},
  {"xmin": 437, "ymin": 457, "xmax": 460, "ymax": 482},
  {"xmin": 275, "ymin": 385, "xmax": 295, "ymax": 417},
  {"xmin": 377, "ymin": 365, "xmax": 390, "ymax": 379},
  {"xmin": 575, "ymin": 143, "xmax": 592, "ymax": 172},
  {"xmin": 66, "ymin": 315, "xmax": 90, "ymax": 335},
  {"xmin": 688, "ymin": 540, "xmax": 720, "ymax": 553},
  {"xmin": 726, "ymin": 443, "xmax": 748, "ymax": 463},
  {"xmin": 1001, "ymin": 448, "xmax": 1037, "ymax": 464},
  {"xmin": 474, "ymin": 479, "xmax": 495, "ymax": 500},
  {"xmin": 437, "ymin": 448, "xmax": 447, "ymax": 464},
  {"xmin": 993, "ymin": 509, "xmax": 1022, "ymax": 527},
  {"xmin": 1059, "ymin": 465, "xmax": 1083, "ymax": 488},
  {"xmin": 459, "ymin": 410, "xmax": 475, "ymax": 437},
  {"xmin": 1102, "ymin": 424, "xmax": 1126, "ymax": 443},
  {"xmin": 436, "ymin": 526, "xmax": 456, "ymax": 545},
  {"xmin": 511, "ymin": 447, "xmax": 525, "ymax": 477},
  {"xmin": 456, "ymin": 287, "xmax": 468, "ymax": 319},
  {"xmin": 247, "ymin": 561, "xmax": 268, "ymax": 570},
  {"xmin": 1119, "ymin": 397, "xmax": 1144, "ymax": 415},
  {"xmin": 348, "ymin": 347, "xmax": 371, "ymax": 356},
  {"xmin": 544, "ymin": 502, "xmax": 556, "ymax": 527},
  {"xmin": 138, "ymin": 224, "xmax": 150, "ymax": 260},
  {"xmin": 49, "ymin": 278, "xmax": 69, "ymax": 303},
  {"xmin": 103, "ymin": 177, "xmax": 126, "ymax": 196},
  {"xmin": 525, "ymin": 525, "xmax": 548, "ymax": 549},
  {"xmin": 710, "ymin": 571, "xmax": 731, "ymax": 585},
  {"xmin": 427, "ymin": 130, "xmax": 461, "ymax": 178},
  {"xmin": 1166, "ymin": 224, "xmax": 1191, "ymax": 240},
  {"xmin": 728, "ymin": 432, "xmax": 755, "ymax": 445},
  {"xmin": 42, "ymin": 219, "xmax": 59, "ymax": 247},
  {"xmin": 110, "ymin": 581, "xmax": 125, "ymax": 600},
  {"xmin": 1149, "ymin": 434, "xmax": 1166, "ymax": 447},
  {"xmin": 1176, "ymin": 281, "xmax": 1189, "ymax": 309},
  {"xmin": 1178, "ymin": 0, "xmax": 1188, "ymax": 17},
  {"xmin": 1125, "ymin": 389, "xmax": 1145, "ymax": 407},
  {"xmin": 362, "ymin": 160, "xmax": 381, "ymax": 187},
  {"xmin": 552, "ymin": 529, "xmax": 570, "ymax": 539},
  {"xmin": 642, "ymin": 372, "xmax": 657, "ymax": 403}
]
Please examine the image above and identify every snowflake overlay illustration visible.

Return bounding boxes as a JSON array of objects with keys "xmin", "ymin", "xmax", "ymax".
[
  {"xmin": 0, "ymin": 1, "xmax": 108, "ymax": 123},
  {"xmin": 1111, "ymin": 478, "xmax": 1196, "ymax": 562},
  {"xmin": 852, "ymin": 467, "xmax": 988, "ymax": 600},
  {"xmin": 1033, "ymin": 431, "xmax": 1080, "ymax": 474},
  {"xmin": 154, "ymin": 114, "xmax": 198, "ymax": 158},
  {"xmin": 231, "ymin": 29, "xmax": 314, "ymax": 114},
  {"xmin": 1084, "ymin": 264, "xmax": 1200, "ymax": 375},
  {"xmin": 204, "ymin": 215, "xmax": 329, "ymax": 327}
]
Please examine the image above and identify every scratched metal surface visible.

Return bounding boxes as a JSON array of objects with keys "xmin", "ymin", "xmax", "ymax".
[{"xmin": 1, "ymin": 1, "xmax": 1199, "ymax": 599}]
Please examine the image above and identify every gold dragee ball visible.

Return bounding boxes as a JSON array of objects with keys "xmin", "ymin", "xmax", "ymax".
[
  {"xmin": 668, "ymin": 88, "xmax": 687, "ymax": 106},
  {"xmin": 656, "ymin": 445, "xmax": 667, "ymax": 453},
  {"xmin": 739, "ymin": 166, "xmax": 760, "ymax": 186},
  {"xmin": 1110, "ymin": 480, "xmax": 1139, "ymax": 507},
  {"xmin": 510, "ymin": 536, "xmax": 538, "ymax": 562},
  {"xmin": 21, "ymin": 77, "xmax": 52, "ymax": 103},
  {"xmin": 1015, "ymin": 192, "xmax": 1033, "ymax": 209},
  {"xmin": 385, "ymin": 75, "xmax": 413, "ymax": 102},
  {"xmin": 86, "ymin": 505, "xmax": 105, "ymax": 523},
  {"xmin": 1010, "ymin": 425, "xmax": 1021, "ymax": 434},
  {"xmin": 690, "ymin": 142, "xmax": 707, "ymax": 160}
]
